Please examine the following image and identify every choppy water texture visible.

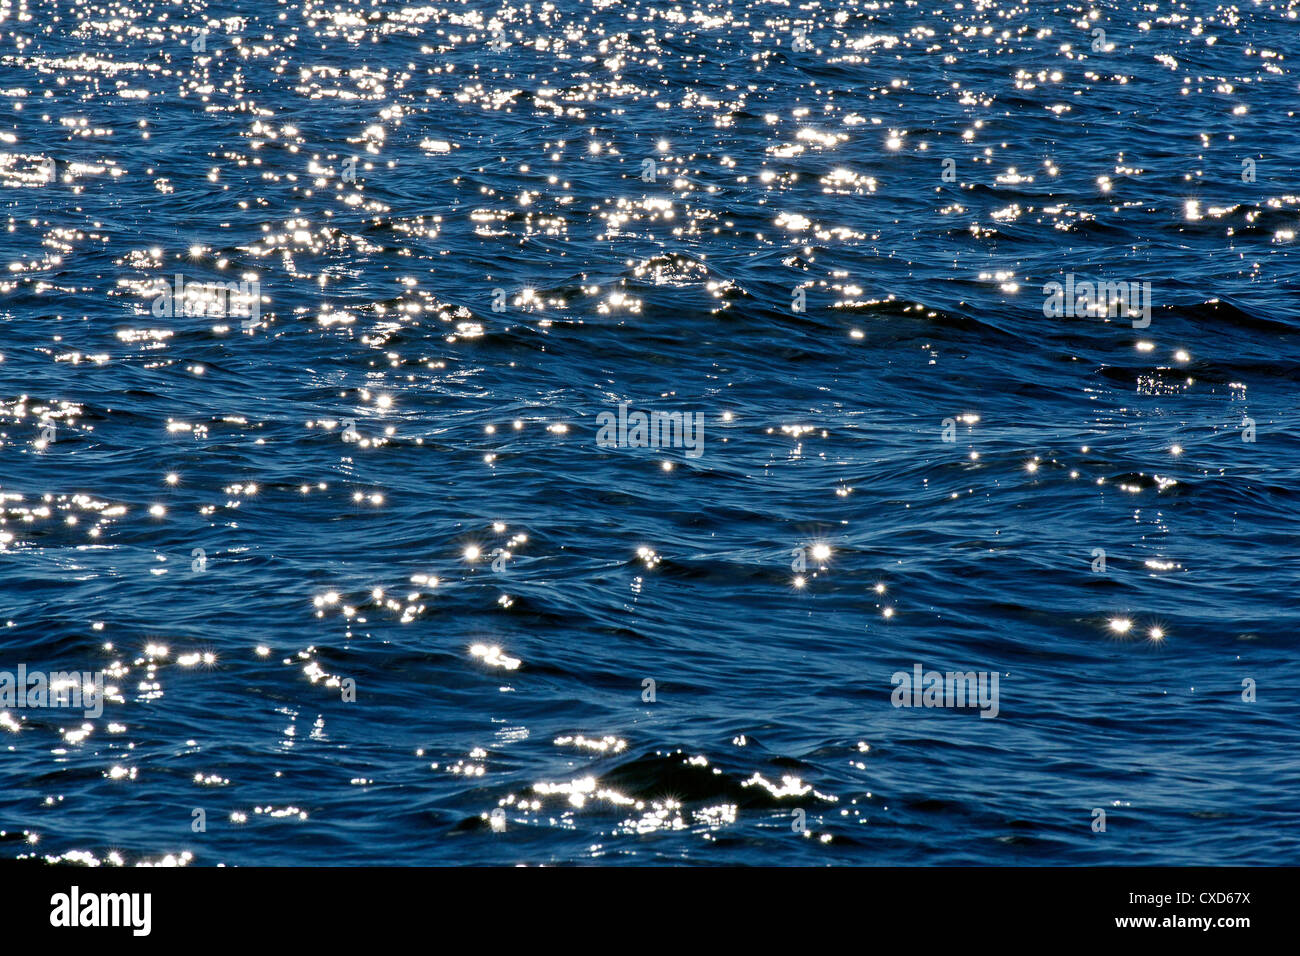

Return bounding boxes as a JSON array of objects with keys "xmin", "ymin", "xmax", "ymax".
[{"xmin": 1, "ymin": 0, "xmax": 1299, "ymax": 866}]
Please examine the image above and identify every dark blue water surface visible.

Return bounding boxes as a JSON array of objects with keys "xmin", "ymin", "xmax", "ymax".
[{"xmin": 2, "ymin": 0, "xmax": 1299, "ymax": 866}]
